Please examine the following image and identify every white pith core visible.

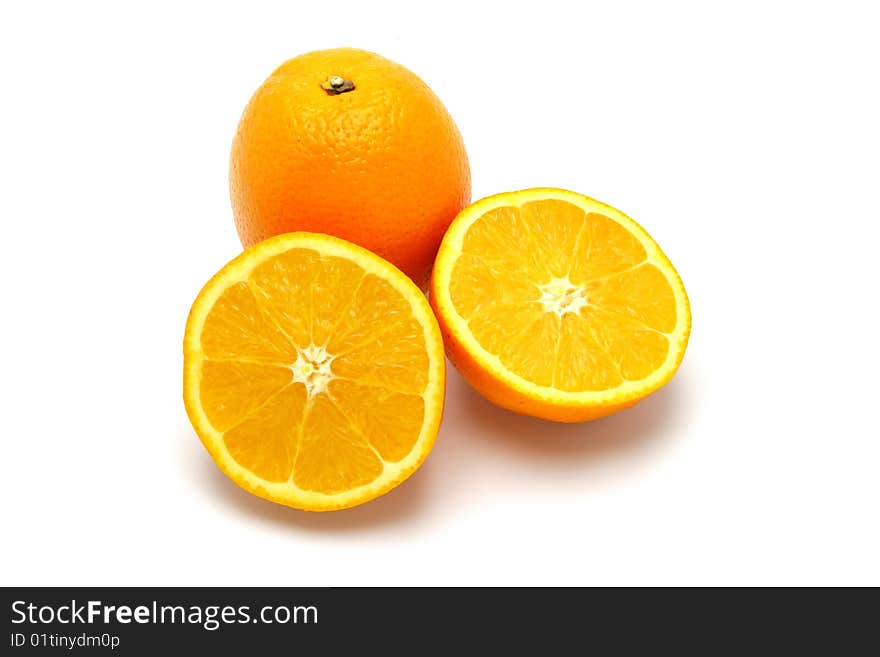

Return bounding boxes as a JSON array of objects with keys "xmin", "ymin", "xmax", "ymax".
[
  {"xmin": 537, "ymin": 276, "xmax": 588, "ymax": 317},
  {"xmin": 291, "ymin": 344, "xmax": 336, "ymax": 398}
]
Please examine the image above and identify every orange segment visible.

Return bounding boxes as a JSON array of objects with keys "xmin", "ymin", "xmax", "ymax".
[
  {"xmin": 224, "ymin": 385, "xmax": 306, "ymax": 483},
  {"xmin": 247, "ymin": 247, "xmax": 318, "ymax": 346},
  {"xmin": 496, "ymin": 312, "xmax": 560, "ymax": 388},
  {"xmin": 184, "ymin": 232, "xmax": 445, "ymax": 511},
  {"xmin": 585, "ymin": 306, "xmax": 670, "ymax": 382},
  {"xmin": 326, "ymin": 273, "xmax": 431, "ymax": 393},
  {"xmin": 553, "ymin": 313, "xmax": 624, "ymax": 392},
  {"xmin": 518, "ymin": 199, "xmax": 589, "ymax": 277},
  {"xmin": 569, "ymin": 212, "xmax": 647, "ymax": 282},
  {"xmin": 430, "ymin": 188, "xmax": 690, "ymax": 423},
  {"xmin": 200, "ymin": 282, "xmax": 295, "ymax": 362},
  {"xmin": 589, "ymin": 263, "xmax": 677, "ymax": 333},
  {"xmin": 293, "ymin": 395, "xmax": 383, "ymax": 494},
  {"xmin": 199, "ymin": 360, "xmax": 292, "ymax": 432},
  {"xmin": 327, "ymin": 379, "xmax": 425, "ymax": 462},
  {"xmin": 460, "ymin": 206, "xmax": 554, "ymax": 280}
]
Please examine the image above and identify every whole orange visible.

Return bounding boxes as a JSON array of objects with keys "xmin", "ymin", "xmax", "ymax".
[{"xmin": 230, "ymin": 48, "xmax": 471, "ymax": 289}]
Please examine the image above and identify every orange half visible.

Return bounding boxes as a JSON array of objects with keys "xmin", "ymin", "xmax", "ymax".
[
  {"xmin": 430, "ymin": 188, "xmax": 690, "ymax": 422},
  {"xmin": 184, "ymin": 233, "xmax": 445, "ymax": 510}
]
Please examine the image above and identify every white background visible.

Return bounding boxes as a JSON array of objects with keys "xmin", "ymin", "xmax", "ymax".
[{"xmin": 2, "ymin": 1, "xmax": 878, "ymax": 586}]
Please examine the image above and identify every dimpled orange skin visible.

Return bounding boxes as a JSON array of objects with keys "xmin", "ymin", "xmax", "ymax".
[{"xmin": 230, "ymin": 48, "xmax": 471, "ymax": 289}]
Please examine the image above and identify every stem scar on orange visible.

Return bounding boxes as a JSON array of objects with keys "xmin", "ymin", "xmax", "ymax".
[{"xmin": 230, "ymin": 48, "xmax": 471, "ymax": 290}]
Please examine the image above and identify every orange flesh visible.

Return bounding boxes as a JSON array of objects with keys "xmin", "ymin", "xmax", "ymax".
[
  {"xmin": 448, "ymin": 199, "xmax": 678, "ymax": 392},
  {"xmin": 197, "ymin": 248, "xmax": 429, "ymax": 494}
]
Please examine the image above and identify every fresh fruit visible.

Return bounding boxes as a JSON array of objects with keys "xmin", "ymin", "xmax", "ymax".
[
  {"xmin": 230, "ymin": 47, "xmax": 471, "ymax": 289},
  {"xmin": 183, "ymin": 232, "xmax": 445, "ymax": 511},
  {"xmin": 430, "ymin": 188, "xmax": 690, "ymax": 423}
]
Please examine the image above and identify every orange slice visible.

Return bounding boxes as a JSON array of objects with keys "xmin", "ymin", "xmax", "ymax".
[
  {"xmin": 430, "ymin": 188, "xmax": 690, "ymax": 422},
  {"xmin": 183, "ymin": 233, "xmax": 445, "ymax": 511}
]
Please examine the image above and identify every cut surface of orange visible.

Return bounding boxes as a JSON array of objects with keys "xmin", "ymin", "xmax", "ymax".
[
  {"xmin": 430, "ymin": 188, "xmax": 690, "ymax": 422},
  {"xmin": 184, "ymin": 233, "xmax": 445, "ymax": 511}
]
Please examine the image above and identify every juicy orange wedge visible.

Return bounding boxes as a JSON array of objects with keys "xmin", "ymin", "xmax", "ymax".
[
  {"xmin": 430, "ymin": 188, "xmax": 690, "ymax": 422},
  {"xmin": 184, "ymin": 233, "xmax": 445, "ymax": 511}
]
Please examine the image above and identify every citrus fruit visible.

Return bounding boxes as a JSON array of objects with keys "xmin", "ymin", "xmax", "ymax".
[
  {"xmin": 230, "ymin": 47, "xmax": 471, "ymax": 290},
  {"xmin": 183, "ymin": 232, "xmax": 445, "ymax": 511},
  {"xmin": 430, "ymin": 188, "xmax": 690, "ymax": 423}
]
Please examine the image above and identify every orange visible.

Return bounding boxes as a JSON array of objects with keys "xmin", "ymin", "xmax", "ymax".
[
  {"xmin": 230, "ymin": 48, "xmax": 471, "ymax": 290},
  {"xmin": 183, "ymin": 233, "xmax": 446, "ymax": 511},
  {"xmin": 430, "ymin": 188, "xmax": 690, "ymax": 423}
]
